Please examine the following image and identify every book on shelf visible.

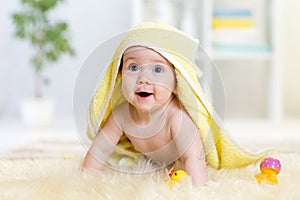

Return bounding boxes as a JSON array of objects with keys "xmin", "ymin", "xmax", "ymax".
[
  {"xmin": 212, "ymin": 18, "xmax": 253, "ymax": 29},
  {"xmin": 213, "ymin": 8, "xmax": 253, "ymax": 17},
  {"xmin": 212, "ymin": 8, "xmax": 254, "ymax": 29},
  {"xmin": 212, "ymin": 7, "xmax": 269, "ymax": 52}
]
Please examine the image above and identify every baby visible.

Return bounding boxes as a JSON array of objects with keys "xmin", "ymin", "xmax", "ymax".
[
  {"xmin": 82, "ymin": 22, "xmax": 261, "ymax": 187},
  {"xmin": 82, "ymin": 45, "xmax": 208, "ymax": 186}
]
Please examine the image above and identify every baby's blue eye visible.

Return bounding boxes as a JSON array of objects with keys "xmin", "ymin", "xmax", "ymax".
[
  {"xmin": 153, "ymin": 66, "xmax": 163, "ymax": 73},
  {"xmin": 129, "ymin": 64, "xmax": 139, "ymax": 72}
]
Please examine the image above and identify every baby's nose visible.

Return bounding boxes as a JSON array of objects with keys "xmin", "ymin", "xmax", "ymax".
[{"xmin": 137, "ymin": 73, "xmax": 150, "ymax": 84}]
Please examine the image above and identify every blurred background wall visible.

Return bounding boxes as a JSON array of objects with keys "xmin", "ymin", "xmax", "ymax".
[
  {"xmin": 0, "ymin": 0, "xmax": 132, "ymax": 121},
  {"xmin": 0, "ymin": 0, "xmax": 299, "ymax": 123},
  {"xmin": 282, "ymin": 0, "xmax": 300, "ymax": 117}
]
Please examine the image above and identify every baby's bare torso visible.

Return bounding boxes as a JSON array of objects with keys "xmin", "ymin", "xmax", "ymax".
[{"xmin": 113, "ymin": 100, "xmax": 182, "ymax": 164}]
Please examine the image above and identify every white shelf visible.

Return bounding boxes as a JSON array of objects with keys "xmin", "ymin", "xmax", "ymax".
[
  {"xmin": 130, "ymin": 0, "xmax": 282, "ymax": 121},
  {"xmin": 199, "ymin": 0, "xmax": 282, "ymax": 121},
  {"xmin": 210, "ymin": 51, "xmax": 273, "ymax": 61}
]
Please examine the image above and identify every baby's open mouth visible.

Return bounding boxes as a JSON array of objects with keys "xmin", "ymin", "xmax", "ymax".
[{"xmin": 136, "ymin": 92, "xmax": 153, "ymax": 97}]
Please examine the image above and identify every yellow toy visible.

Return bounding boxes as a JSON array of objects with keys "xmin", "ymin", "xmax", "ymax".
[
  {"xmin": 255, "ymin": 157, "xmax": 281, "ymax": 185},
  {"xmin": 164, "ymin": 169, "xmax": 187, "ymax": 187}
]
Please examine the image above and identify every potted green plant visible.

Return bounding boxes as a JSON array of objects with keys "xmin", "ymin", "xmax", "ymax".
[{"xmin": 12, "ymin": 0, "xmax": 75, "ymax": 126}]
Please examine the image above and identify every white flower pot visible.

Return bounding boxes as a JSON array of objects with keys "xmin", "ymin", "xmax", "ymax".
[{"xmin": 20, "ymin": 98, "xmax": 54, "ymax": 127}]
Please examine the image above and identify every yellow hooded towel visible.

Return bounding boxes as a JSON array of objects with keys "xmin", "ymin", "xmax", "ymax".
[{"xmin": 87, "ymin": 22, "xmax": 262, "ymax": 169}]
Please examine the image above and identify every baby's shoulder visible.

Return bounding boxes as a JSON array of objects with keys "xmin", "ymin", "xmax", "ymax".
[
  {"xmin": 167, "ymin": 98, "xmax": 188, "ymax": 119},
  {"xmin": 168, "ymin": 107, "xmax": 190, "ymax": 124},
  {"xmin": 167, "ymin": 99, "xmax": 195, "ymax": 128}
]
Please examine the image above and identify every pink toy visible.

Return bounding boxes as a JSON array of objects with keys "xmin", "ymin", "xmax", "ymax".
[{"xmin": 255, "ymin": 157, "xmax": 281, "ymax": 185}]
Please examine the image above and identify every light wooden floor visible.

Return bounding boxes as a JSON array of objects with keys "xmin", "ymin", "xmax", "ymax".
[
  {"xmin": 225, "ymin": 119, "xmax": 300, "ymax": 153},
  {"xmin": 0, "ymin": 119, "xmax": 299, "ymax": 158}
]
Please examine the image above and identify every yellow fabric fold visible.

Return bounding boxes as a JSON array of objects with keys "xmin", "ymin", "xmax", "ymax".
[{"xmin": 87, "ymin": 22, "xmax": 262, "ymax": 169}]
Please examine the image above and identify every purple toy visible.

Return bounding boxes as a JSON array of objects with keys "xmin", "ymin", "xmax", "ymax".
[
  {"xmin": 255, "ymin": 157, "xmax": 281, "ymax": 185},
  {"xmin": 260, "ymin": 157, "xmax": 281, "ymax": 173}
]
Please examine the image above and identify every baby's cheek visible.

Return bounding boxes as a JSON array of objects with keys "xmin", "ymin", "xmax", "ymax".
[
  {"xmin": 154, "ymin": 80, "xmax": 176, "ymax": 94},
  {"xmin": 155, "ymin": 75, "xmax": 176, "ymax": 92},
  {"xmin": 121, "ymin": 77, "xmax": 135, "ymax": 100}
]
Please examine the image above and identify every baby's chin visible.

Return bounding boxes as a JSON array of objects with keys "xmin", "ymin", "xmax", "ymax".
[
  {"xmin": 129, "ymin": 102, "xmax": 164, "ymax": 113},
  {"xmin": 132, "ymin": 104, "xmax": 158, "ymax": 113}
]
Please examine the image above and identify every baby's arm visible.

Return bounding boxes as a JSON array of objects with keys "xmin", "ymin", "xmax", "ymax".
[
  {"xmin": 82, "ymin": 114, "xmax": 123, "ymax": 171},
  {"xmin": 180, "ymin": 132, "xmax": 208, "ymax": 186},
  {"xmin": 171, "ymin": 112, "xmax": 208, "ymax": 186}
]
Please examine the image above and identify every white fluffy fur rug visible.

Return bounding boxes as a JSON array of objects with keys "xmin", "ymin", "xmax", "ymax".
[{"xmin": 0, "ymin": 152, "xmax": 299, "ymax": 200}]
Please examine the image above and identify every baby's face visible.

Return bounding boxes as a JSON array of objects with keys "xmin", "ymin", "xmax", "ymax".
[{"xmin": 121, "ymin": 46, "xmax": 176, "ymax": 112}]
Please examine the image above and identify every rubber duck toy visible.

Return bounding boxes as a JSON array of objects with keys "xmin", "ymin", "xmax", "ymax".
[
  {"xmin": 164, "ymin": 169, "xmax": 187, "ymax": 187},
  {"xmin": 255, "ymin": 157, "xmax": 281, "ymax": 185}
]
